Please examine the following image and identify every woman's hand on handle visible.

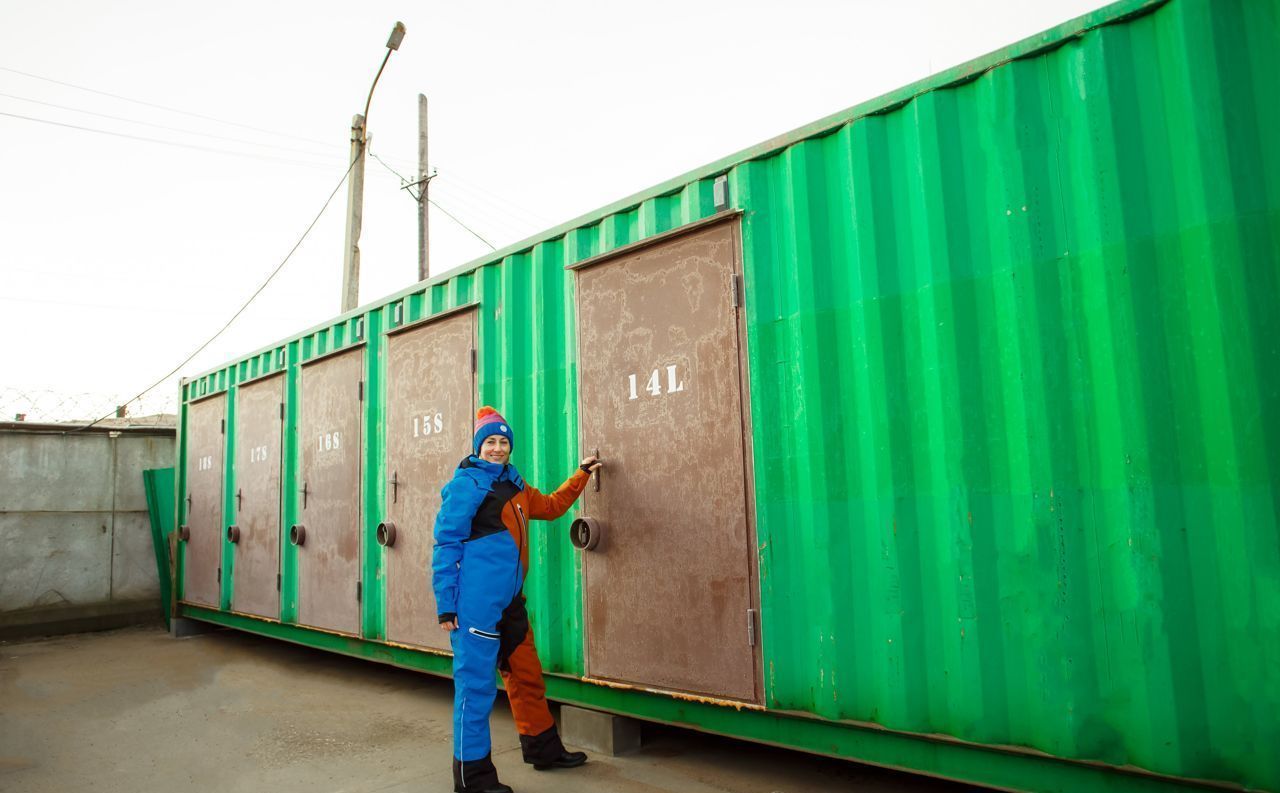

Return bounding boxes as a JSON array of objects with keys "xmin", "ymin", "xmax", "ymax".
[{"xmin": 580, "ymin": 455, "xmax": 603, "ymax": 474}]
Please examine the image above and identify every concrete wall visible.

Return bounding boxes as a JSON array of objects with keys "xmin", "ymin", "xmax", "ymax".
[{"xmin": 0, "ymin": 426, "xmax": 174, "ymax": 637}]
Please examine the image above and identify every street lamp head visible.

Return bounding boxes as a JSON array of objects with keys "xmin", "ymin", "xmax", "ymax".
[{"xmin": 386, "ymin": 22, "xmax": 406, "ymax": 51}]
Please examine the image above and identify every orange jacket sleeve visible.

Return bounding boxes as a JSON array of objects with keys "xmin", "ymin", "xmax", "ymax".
[{"xmin": 523, "ymin": 468, "xmax": 590, "ymax": 521}]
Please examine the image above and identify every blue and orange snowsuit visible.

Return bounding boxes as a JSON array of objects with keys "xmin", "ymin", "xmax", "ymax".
[{"xmin": 432, "ymin": 455, "xmax": 590, "ymax": 789}]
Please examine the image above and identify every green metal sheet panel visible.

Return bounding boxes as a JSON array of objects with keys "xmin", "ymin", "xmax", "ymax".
[
  {"xmin": 175, "ymin": 0, "xmax": 1279, "ymax": 790},
  {"xmin": 143, "ymin": 467, "xmax": 175, "ymax": 628},
  {"xmin": 737, "ymin": 1, "xmax": 1278, "ymax": 787}
]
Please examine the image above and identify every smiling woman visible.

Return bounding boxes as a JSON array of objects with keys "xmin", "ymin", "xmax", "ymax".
[{"xmin": 430, "ymin": 406, "xmax": 602, "ymax": 793}]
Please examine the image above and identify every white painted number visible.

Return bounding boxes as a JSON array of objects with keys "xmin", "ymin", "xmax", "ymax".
[
  {"xmin": 317, "ymin": 432, "xmax": 342, "ymax": 451},
  {"xmin": 627, "ymin": 365, "xmax": 686, "ymax": 400},
  {"xmin": 413, "ymin": 412, "xmax": 444, "ymax": 438},
  {"xmin": 249, "ymin": 445, "xmax": 270, "ymax": 463},
  {"xmin": 196, "ymin": 455, "xmax": 215, "ymax": 471}
]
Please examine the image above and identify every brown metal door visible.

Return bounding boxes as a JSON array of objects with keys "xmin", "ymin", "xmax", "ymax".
[
  {"xmin": 231, "ymin": 374, "xmax": 284, "ymax": 619},
  {"xmin": 183, "ymin": 394, "xmax": 225, "ymax": 608},
  {"xmin": 298, "ymin": 348, "xmax": 364, "ymax": 635},
  {"xmin": 384, "ymin": 309, "xmax": 476, "ymax": 650},
  {"xmin": 576, "ymin": 218, "xmax": 759, "ymax": 703}
]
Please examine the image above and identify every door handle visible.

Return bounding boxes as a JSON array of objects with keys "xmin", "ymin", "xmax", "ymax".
[
  {"xmin": 593, "ymin": 448, "xmax": 601, "ymax": 492},
  {"xmin": 388, "ymin": 470, "xmax": 399, "ymax": 503}
]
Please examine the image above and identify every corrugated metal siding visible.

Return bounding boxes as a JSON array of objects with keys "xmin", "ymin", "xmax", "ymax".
[
  {"xmin": 739, "ymin": 0, "xmax": 1278, "ymax": 787},
  {"xmin": 176, "ymin": 0, "xmax": 1278, "ymax": 789}
]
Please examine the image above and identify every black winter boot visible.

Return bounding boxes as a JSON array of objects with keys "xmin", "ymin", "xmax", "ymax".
[
  {"xmin": 520, "ymin": 725, "xmax": 588, "ymax": 771},
  {"xmin": 452, "ymin": 754, "xmax": 512, "ymax": 793}
]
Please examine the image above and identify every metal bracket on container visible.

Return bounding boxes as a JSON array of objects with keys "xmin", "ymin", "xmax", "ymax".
[
  {"xmin": 388, "ymin": 470, "xmax": 399, "ymax": 503},
  {"xmin": 177, "ymin": 524, "xmax": 191, "ymax": 542},
  {"xmin": 301, "ymin": 481, "xmax": 309, "ymax": 509},
  {"xmin": 236, "ymin": 488, "xmax": 243, "ymax": 512},
  {"xmin": 377, "ymin": 521, "xmax": 397, "ymax": 548},
  {"xmin": 227, "ymin": 525, "xmax": 241, "ymax": 544},
  {"xmin": 713, "ymin": 174, "xmax": 730, "ymax": 212},
  {"xmin": 289, "ymin": 524, "xmax": 306, "ymax": 547}
]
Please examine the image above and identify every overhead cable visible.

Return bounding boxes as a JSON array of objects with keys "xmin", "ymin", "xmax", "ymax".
[
  {"xmin": 367, "ymin": 150, "xmax": 498, "ymax": 251},
  {"xmin": 0, "ymin": 110, "xmax": 340, "ymax": 170},
  {"xmin": 427, "ymin": 198, "xmax": 498, "ymax": 252},
  {"xmin": 0, "ymin": 64, "xmax": 342, "ymax": 150},
  {"xmin": 73, "ymin": 155, "xmax": 358, "ymax": 432},
  {"xmin": 0, "ymin": 90, "xmax": 340, "ymax": 160}
]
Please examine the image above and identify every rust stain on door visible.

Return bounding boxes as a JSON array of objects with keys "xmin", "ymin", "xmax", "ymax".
[
  {"xmin": 384, "ymin": 310, "xmax": 476, "ymax": 650},
  {"xmin": 183, "ymin": 393, "xmax": 225, "ymax": 608},
  {"xmin": 232, "ymin": 373, "xmax": 284, "ymax": 619},
  {"xmin": 576, "ymin": 218, "xmax": 759, "ymax": 703},
  {"xmin": 298, "ymin": 348, "xmax": 363, "ymax": 636}
]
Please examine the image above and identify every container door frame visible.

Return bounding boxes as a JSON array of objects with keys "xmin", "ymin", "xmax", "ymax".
[
  {"xmin": 382, "ymin": 304, "xmax": 478, "ymax": 652},
  {"xmin": 296, "ymin": 344, "xmax": 366, "ymax": 637},
  {"xmin": 180, "ymin": 391, "xmax": 227, "ymax": 609},
  {"xmin": 230, "ymin": 371, "xmax": 286, "ymax": 620},
  {"xmin": 569, "ymin": 210, "xmax": 762, "ymax": 705}
]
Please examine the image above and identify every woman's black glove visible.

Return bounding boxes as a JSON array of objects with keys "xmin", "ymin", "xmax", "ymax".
[{"xmin": 438, "ymin": 612, "xmax": 456, "ymax": 625}]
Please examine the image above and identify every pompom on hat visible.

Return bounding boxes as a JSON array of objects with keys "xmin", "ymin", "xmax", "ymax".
[{"xmin": 472, "ymin": 406, "xmax": 513, "ymax": 454}]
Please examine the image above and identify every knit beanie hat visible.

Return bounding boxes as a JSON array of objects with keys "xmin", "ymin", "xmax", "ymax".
[{"xmin": 472, "ymin": 406, "xmax": 513, "ymax": 454}]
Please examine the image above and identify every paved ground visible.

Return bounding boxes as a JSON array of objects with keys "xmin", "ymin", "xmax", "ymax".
[{"xmin": 0, "ymin": 625, "xmax": 976, "ymax": 793}]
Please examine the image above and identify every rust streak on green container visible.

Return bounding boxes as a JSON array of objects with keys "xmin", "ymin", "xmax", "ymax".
[{"xmin": 174, "ymin": 0, "xmax": 1280, "ymax": 790}]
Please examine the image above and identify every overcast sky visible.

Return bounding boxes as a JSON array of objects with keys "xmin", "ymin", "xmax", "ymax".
[{"xmin": 0, "ymin": 0, "xmax": 1108, "ymax": 419}]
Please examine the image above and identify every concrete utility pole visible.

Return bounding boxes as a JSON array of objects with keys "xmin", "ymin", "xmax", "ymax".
[
  {"xmin": 417, "ymin": 93, "xmax": 430, "ymax": 282},
  {"xmin": 341, "ymin": 113, "xmax": 366, "ymax": 313},
  {"xmin": 341, "ymin": 21, "xmax": 406, "ymax": 313}
]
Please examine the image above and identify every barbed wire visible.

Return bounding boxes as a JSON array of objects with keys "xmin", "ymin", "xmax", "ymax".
[{"xmin": 1, "ymin": 386, "xmax": 176, "ymax": 426}]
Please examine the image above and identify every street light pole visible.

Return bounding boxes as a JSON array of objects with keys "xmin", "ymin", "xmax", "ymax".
[
  {"xmin": 340, "ymin": 112, "xmax": 366, "ymax": 313},
  {"xmin": 341, "ymin": 21, "xmax": 406, "ymax": 313}
]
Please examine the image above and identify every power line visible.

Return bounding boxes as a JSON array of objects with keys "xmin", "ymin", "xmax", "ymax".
[
  {"xmin": 367, "ymin": 150, "xmax": 497, "ymax": 251},
  {"xmin": 369, "ymin": 149, "xmax": 413, "ymax": 183},
  {"xmin": 0, "ymin": 110, "xmax": 340, "ymax": 170},
  {"xmin": 440, "ymin": 171, "xmax": 556, "ymax": 228},
  {"xmin": 429, "ymin": 183, "xmax": 539, "ymax": 241},
  {"xmin": 73, "ymin": 155, "xmax": 358, "ymax": 432},
  {"xmin": 428, "ymin": 198, "xmax": 498, "ymax": 251},
  {"xmin": 0, "ymin": 64, "xmax": 343, "ymax": 151},
  {"xmin": 0, "ymin": 90, "xmax": 340, "ymax": 161}
]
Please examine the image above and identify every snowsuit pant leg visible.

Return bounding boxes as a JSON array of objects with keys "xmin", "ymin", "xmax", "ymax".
[
  {"xmin": 500, "ymin": 627, "xmax": 567, "ymax": 764},
  {"xmin": 450, "ymin": 625, "xmax": 502, "ymax": 790}
]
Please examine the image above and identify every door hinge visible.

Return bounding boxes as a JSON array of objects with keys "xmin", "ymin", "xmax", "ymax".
[
  {"xmin": 731, "ymin": 273, "xmax": 743, "ymax": 309},
  {"xmin": 220, "ymin": 418, "xmax": 226, "ymax": 434},
  {"xmin": 280, "ymin": 402, "xmax": 285, "ymax": 420},
  {"xmin": 470, "ymin": 348, "xmax": 477, "ymax": 373},
  {"xmin": 217, "ymin": 566, "xmax": 222, "ymax": 584},
  {"xmin": 276, "ymin": 572, "xmax": 281, "ymax": 591},
  {"xmin": 747, "ymin": 608, "xmax": 757, "ymax": 647},
  {"xmin": 358, "ymin": 380, "xmax": 364, "ymax": 401},
  {"xmin": 356, "ymin": 581, "xmax": 363, "ymax": 602}
]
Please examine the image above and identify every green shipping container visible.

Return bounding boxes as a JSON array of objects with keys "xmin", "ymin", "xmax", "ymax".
[{"xmin": 172, "ymin": 0, "xmax": 1280, "ymax": 789}]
